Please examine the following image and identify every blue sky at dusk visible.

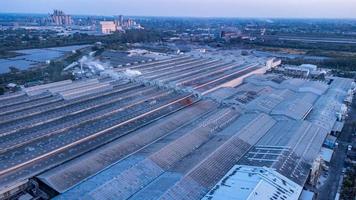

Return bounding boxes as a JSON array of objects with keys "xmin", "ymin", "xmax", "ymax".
[{"xmin": 0, "ymin": 0, "xmax": 355, "ymax": 18}]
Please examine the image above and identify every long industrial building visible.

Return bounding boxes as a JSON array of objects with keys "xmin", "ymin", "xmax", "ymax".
[{"xmin": 0, "ymin": 53, "xmax": 353, "ymax": 200}]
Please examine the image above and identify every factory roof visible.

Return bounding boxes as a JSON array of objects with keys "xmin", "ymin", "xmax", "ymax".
[
  {"xmin": 270, "ymin": 97, "xmax": 313, "ymax": 120},
  {"xmin": 207, "ymin": 87, "xmax": 240, "ymax": 101},
  {"xmin": 244, "ymin": 88, "xmax": 317, "ymax": 120},
  {"xmin": 306, "ymin": 77, "xmax": 353, "ymax": 132},
  {"xmin": 245, "ymin": 93, "xmax": 284, "ymax": 113},
  {"xmin": 243, "ymin": 75, "xmax": 353, "ymax": 131},
  {"xmin": 54, "ymin": 112, "xmax": 274, "ymax": 200},
  {"xmin": 227, "ymin": 75, "xmax": 354, "ymax": 188},
  {"xmin": 2, "ymin": 49, "xmax": 355, "ymax": 200},
  {"xmin": 239, "ymin": 120, "xmax": 328, "ymax": 186},
  {"xmin": 101, "ymin": 50, "xmax": 152, "ymax": 66},
  {"xmin": 245, "ymin": 75, "xmax": 328, "ymax": 95},
  {"xmin": 202, "ymin": 165, "xmax": 303, "ymax": 200}
]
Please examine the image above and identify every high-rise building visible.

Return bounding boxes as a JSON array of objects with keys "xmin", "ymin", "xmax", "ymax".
[
  {"xmin": 100, "ymin": 21, "xmax": 117, "ymax": 34},
  {"xmin": 114, "ymin": 15, "xmax": 125, "ymax": 27},
  {"xmin": 50, "ymin": 10, "xmax": 73, "ymax": 26},
  {"xmin": 99, "ymin": 15, "xmax": 143, "ymax": 34},
  {"xmin": 118, "ymin": 15, "xmax": 124, "ymax": 26}
]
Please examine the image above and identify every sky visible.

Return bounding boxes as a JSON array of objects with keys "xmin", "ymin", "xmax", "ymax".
[{"xmin": 0, "ymin": 0, "xmax": 356, "ymax": 18}]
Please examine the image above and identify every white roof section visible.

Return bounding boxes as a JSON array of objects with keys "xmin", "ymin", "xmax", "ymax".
[
  {"xmin": 299, "ymin": 190, "xmax": 315, "ymax": 200},
  {"xmin": 300, "ymin": 64, "xmax": 317, "ymax": 70},
  {"xmin": 320, "ymin": 147, "xmax": 334, "ymax": 163},
  {"xmin": 203, "ymin": 165, "xmax": 303, "ymax": 200}
]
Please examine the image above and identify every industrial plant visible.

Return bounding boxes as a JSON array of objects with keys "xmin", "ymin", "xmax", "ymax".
[
  {"xmin": 49, "ymin": 10, "xmax": 73, "ymax": 26},
  {"xmin": 0, "ymin": 51, "xmax": 354, "ymax": 200},
  {"xmin": 100, "ymin": 15, "xmax": 143, "ymax": 34}
]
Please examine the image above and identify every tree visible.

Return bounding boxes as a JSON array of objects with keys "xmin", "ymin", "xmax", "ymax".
[
  {"xmin": 9, "ymin": 67, "xmax": 20, "ymax": 73},
  {"xmin": 0, "ymin": 87, "xmax": 4, "ymax": 95}
]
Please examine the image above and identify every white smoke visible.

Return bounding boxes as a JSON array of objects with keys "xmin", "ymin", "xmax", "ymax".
[
  {"xmin": 64, "ymin": 52, "xmax": 204, "ymax": 99},
  {"xmin": 64, "ymin": 62, "xmax": 79, "ymax": 71},
  {"xmin": 124, "ymin": 69, "xmax": 142, "ymax": 77},
  {"xmin": 79, "ymin": 55, "xmax": 111, "ymax": 72},
  {"xmin": 89, "ymin": 51, "xmax": 96, "ymax": 57}
]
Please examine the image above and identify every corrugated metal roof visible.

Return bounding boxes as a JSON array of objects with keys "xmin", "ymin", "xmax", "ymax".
[
  {"xmin": 245, "ymin": 75, "xmax": 328, "ymax": 95},
  {"xmin": 306, "ymin": 77, "xmax": 353, "ymax": 132},
  {"xmin": 51, "ymin": 75, "xmax": 353, "ymax": 200},
  {"xmin": 245, "ymin": 93, "xmax": 284, "ymax": 113},
  {"xmin": 271, "ymin": 99, "xmax": 313, "ymax": 120},
  {"xmin": 239, "ymin": 120, "xmax": 328, "ymax": 186}
]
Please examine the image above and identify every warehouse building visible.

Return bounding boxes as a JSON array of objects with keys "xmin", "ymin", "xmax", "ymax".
[{"xmin": 0, "ymin": 54, "xmax": 354, "ymax": 200}]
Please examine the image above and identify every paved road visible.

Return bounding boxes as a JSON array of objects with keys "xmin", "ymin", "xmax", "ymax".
[
  {"xmin": 261, "ymin": 35, "xmax": 356, "ymax": 45},
  {"xmin": 317, "ymin": 101, "xmax": 355, "ymax": 200},
  {"xmin": 317, "ymin": 133, "xmax": 348, "ymax": 200}
]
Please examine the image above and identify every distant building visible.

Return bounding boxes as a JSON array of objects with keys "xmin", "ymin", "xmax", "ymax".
[
  {"xmin": 121, "ymin": 17, "xmax": 143, "ymax": 30},
  {"xmin": 100, "ymin": 21, "xmax": 117, "ymax": 34},
  {"xmin": 118, "ymin": 15, "xmax": 124, "ymax": 26},
  {"xmin": 50, "ymin": 10, "xmax": 73, "ymax": 26},
  {"xmin": 220, "ymin": 27, "xmax": 242, "ymax": 40},
  {"xmin": 300, "ymin": 64, "xmax": 318, "ymax": 71},
  {"xmin": 284, "ymin": 66, "xmax": 311, "ymax": 77},
  {"xmin": 275, "ymin": 63, "xmax": 326, "ymax": 79},
  {"xmin": 100, "ymin": 15, "xmax": 143, "ymax": 34},
  {"xmin": 266, "ymin": 57, "xmax": 282, "ymax": 69}
]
